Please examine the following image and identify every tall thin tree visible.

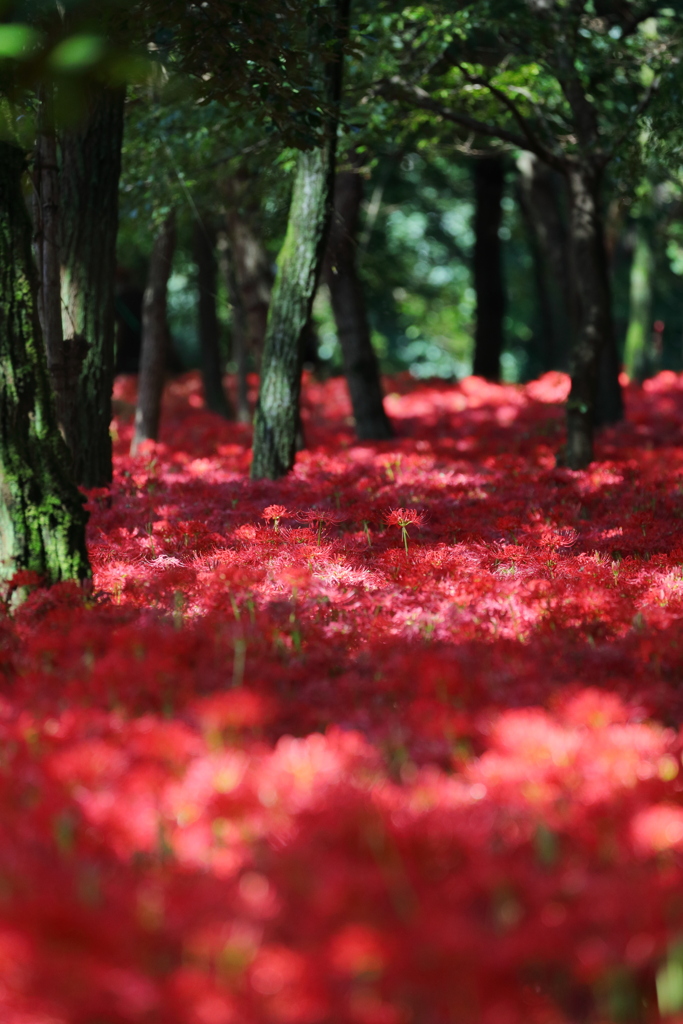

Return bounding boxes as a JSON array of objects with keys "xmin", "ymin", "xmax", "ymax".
[
  {"xmin": 472, "ymin": 155, "xmax": 506, "ymax": 381},
  {"xmin": 194, "ymin": 219, "xmax": 233, "ymax": 418},
  {"xmin": 324, "ymin": 165, "xmax": 393, "ymax": 440},
  {"xmin": 131, "ymin": 210, "xmax": 176, "ymax": 455},
  {"xmin": 250, "ymin": 0, "xmax": 351, "ymax": 480}
]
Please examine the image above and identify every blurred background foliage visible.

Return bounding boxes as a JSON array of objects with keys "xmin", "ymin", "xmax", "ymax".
[{"xmin": 118, "ymin": 85, "xmax": 683, "ymax": 383}]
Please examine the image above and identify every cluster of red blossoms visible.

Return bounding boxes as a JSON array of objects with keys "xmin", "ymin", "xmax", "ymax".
[{"xmin": 4, "ymin": 369, "xmax": 683, "ymax": 1022}]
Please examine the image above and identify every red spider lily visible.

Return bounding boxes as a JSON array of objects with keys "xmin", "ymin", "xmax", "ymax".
[
  {"xmin": 262, "ymin": 505, "xmax": 291, "ymax": 531},
  {"xmin": 384, "ymin": 507, "xmax": 427, "ymax": 555},
  {"xmin": 5, "ymin": 368, "xmax": 683, "ymax": 1023},
  {"xmin": 297, "ymin": 508, "xmax": 347, "ymax": 545}
]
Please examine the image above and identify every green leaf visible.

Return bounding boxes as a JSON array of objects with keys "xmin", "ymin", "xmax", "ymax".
[
  {"xmin": 0, "ymin": 24, "xmax": 40, "ymax": 59},
  {"xmin": 49, "ymin": 34, "xmax": 107, "ymax": 72}
]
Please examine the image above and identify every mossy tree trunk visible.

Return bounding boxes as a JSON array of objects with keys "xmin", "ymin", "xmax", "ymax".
[
  {"xmin": 324, "ymin": 168, "xmax": 393, "ymax": 440},
  {"xmin": 0, "ymin": 140, "xmax": 90, "ymax": 586},
  {"xmin": 565, "ymin": 162, "xmax": 623, "ymax": 469},
  {"xmin": 131, "ymin": 211, "xmax": 176, "ymax": 455},
  {"xmin": 193, "ymin": 219, "xmax": 233, "ymax": 418},
  {"xmin": 59, "ymin": 86, "xmax": 125, "ymax": 487},
  {"xmin": 250, "ymin": 0, "xmax": 350, "ymax": 480},
  {"xmin": 472, "ymin": 155, "xmax": 506, "ymax": 381}
]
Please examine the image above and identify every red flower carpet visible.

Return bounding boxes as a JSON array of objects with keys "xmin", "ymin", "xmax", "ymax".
[{"xmin": 3, "ymin": 370, "xmax": 683, "ymax": 1023}]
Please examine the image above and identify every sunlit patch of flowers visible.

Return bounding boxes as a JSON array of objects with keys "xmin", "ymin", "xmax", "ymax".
[{"xmin": 3, "ymin": 369, "xmax": 683, "ymax": 1021}]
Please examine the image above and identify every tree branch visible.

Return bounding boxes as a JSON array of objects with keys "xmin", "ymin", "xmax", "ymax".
[
  {"xmin": 373, "ymin": 76, "xmax": 567, "ymax": 172},
  {"xmin": 460, "ymin": 67, "xmax": 565, "ymax": 167}
]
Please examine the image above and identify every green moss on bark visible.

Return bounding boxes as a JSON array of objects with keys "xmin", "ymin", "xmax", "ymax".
[
  {"xmin": 251, "ymin": 0, "xmax": 350, "ymax": 480},
  {"xmin": 0, "ymin": 140, "xmax": 90, "ymax": 587}
]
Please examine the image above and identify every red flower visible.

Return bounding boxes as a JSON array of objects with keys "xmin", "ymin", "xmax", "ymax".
[
  {"xmin": 297, "ymin": 508, "xmax": 347, "ymax": 545},
  {"xmin": 384, "ymin": 508, "xmax": 426, "ymax": 529},
  {"xmin": 384, "ymin": 508, "xmax": 426, "ymax": 555},
  {"xmin": 262, "ymin": 505, "xmax": 291, "ymax": 530}
]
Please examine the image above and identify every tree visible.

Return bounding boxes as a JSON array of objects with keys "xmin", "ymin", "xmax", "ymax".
[
  {"xmin": 251, "ymin": 0, "xmax": 351, "ymax": 480},
  {"xmin": 131, "ymin": 209, "xmax": 176, "ymax": 454},
  {"xmin": 516, "ymin": 151, "xmax": 575, "ymax": 371},
  {"xmin": 472, "ymin": 155, "xmax": 506, "ymax": 381},
  {"xmin": 225, "ymin": 176, "xmax": 274, "ymax": 380},
  {"xmin": 0, "ymin": 133, "xmax": 90, "ymax": 588},
  {"xmin": 374, "ymin": 0, "xmax": 683, "ymax": 466},
  {"xmin": 59, "ymin": 85, "xmax": 126, "ymax": 486},
  {"xmin": 194, "ymin": 218, "xmax": 233, "ymax": 418},
  {"xmin": 324, "ymin": 164, "xmax": 393, "ymax": 439}
]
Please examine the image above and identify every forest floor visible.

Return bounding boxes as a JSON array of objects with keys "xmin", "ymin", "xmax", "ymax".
[{"xmin": 3, "ymin": 369, "xmax": 683, "ymax": 1023}]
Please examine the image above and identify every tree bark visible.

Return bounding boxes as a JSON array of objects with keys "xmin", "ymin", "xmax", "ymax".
[
  {"xmin": 564, "ymin": 163, "xmax": 623, "ymax": 469},
  {"xmin": 251, "ymin": 0, "xmax": 350, "ymax": 480},
  {"xmin": 131, "ymin": 211, "xmax": 176, "ymax": 455},
  {"xmin": 224, "ymin": 194, "xmax": 272, "ymax": 371},
  {"xmin": 193, "ymin": 220, "xmax": 233, "ymax": 418},
  {"xmin": 472, "ymin": 155, "xmax": 506, "ymax": 381},
  {"xmin": 324, "ymin": 168, "xmax": 393, "ymax": 440},
  {"xmin": 59, "ymin": 86, "xmax": 125, "ymax": 487},
  {"xmin": 33, "ymin": 90, "xmax": 67, "ymax": 427},
  {"xmin": 516, "ymin": 151, "xmax": 575, "ymax": 370},
  {"xmin": 218, "ymin": 232, "xmax": 251, "ymax": 423},
  {"xmin": 0, "ymin": 140, "xmax": 90, "ymax": 588}
]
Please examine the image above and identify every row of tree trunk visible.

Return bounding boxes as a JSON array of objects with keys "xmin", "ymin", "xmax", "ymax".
[
  {"xmin": 0, "ymin": 58, "xmax": 630, "ymax": 588},
  {"xmin": 472, "ymin": 152, "xmax": 624, "ymax": 466}
]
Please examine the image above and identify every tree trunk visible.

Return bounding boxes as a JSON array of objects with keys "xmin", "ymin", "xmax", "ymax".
[
  {"xmin": 224, "ymin": 196, "xmax": 272, "ymax": 371},
  {"xmin": 251, "ymin": 0, "xmax": 350, "ymax": 480},
  {"xmin": 472, "ymin": 155, "xmax": 506, "ymax": 381},
  {"xmin": 193, "ymin": 220, "xmax": 233, "ymax": 418},
  {"xmin": 0, "ymin": 141, "xmax": 90, "ymax": 588},
  {"xmin": 324, "ymin": 168, "xmax": 393, "ymax": 440},
  {"xmin": 131, "ymin": 211, "xmax": 176, "ymax": 455},
  {"xmin": 564, "ymin": 163, "xmax": 623, "ymax": 469},
  {"xmin": 33, "ymin": 90, "xmax": 67, "ymax": 427},
  {"xmin": 623, "ymin": 224, "xmax": 654, "ymax": 382},
  {"xmin": 516, "ymin": 151, "xmax": 575, "ymax": 370},
  {"xmin": 218, "ymin": 232, "xmax": 251, "ymax": 423},
  {"xmin": 59, "ymin": 86, "xmax": 125, "ymax": 487}
]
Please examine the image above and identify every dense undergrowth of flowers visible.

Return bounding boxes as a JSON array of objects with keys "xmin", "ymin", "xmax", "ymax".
[{"xmin": 4, "ymin": 369, "xmax": 683, "ymax": 1023}]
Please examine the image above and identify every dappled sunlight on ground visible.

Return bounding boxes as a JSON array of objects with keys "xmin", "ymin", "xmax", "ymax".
[{"xmin": 3, "ymin": 370, "xmax": 683, "ymax": 1022}]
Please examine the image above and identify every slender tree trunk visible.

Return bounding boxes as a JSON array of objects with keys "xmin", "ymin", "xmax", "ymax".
[
  {"xmin": 131, "ymin": 211, "xmax": 176, "ymax": 455},
  {"xmin": 59, "ymin": 86, "xmax": 125, "ymax": 487},
  {"xmin": 193, "ymin": 220, "xmax": 233, "ymax": 418},
  {"xmin": 564, "ymin": 163, "xmax": 623, "ymax": 469},
  {"xmin": 0, "ymin": 141, "xmax": 90, "ymax": 588},
  {"xmin": 516, "ymin": 151, "xmax": 575, "ymax": 370},
  {"xmin": 218, "ymin": 233, "xmax": 251, "ymax": 423},
  {"xmin": 324, "ymin": 168, "xmax": 393, "ymax": 440},
  {"xmin": 472, "ymin": 155, "xmax": 506, "ymax": 381},
  {"xmin": 224, "ymin": 197, "xmax": 272, "ymax": 371},
  {"xmin": 251, "ymin": 0, "xmax": 350, "ymax": 480},
  {"xmin": 623, "ymin": 224, "xmax": 654, "ymax": 382}
]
